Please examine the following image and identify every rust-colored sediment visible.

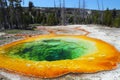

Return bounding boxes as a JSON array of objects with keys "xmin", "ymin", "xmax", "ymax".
[
  {"xmin": 14, "ymin": 26, "xmax": 90, "ymax": 37},
  {"xmin": 118, "ymin": 54, "xmax": 120, "ymax": 63},
  {"xmin": 74, "ymin": 27, "xmax": 90, "ymax": 35}
]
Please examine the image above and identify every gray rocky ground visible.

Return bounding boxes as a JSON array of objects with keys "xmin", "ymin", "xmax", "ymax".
[{"xmin": 0, "ymin": 25, "xmax": 120, "ymax": 80}]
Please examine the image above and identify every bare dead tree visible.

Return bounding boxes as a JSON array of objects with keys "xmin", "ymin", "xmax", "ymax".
[
  {"xmin": 59, "ymin": 0, "xmax": 61, "ymax": 8},
  {"xmin": 9, "ymin": 0, "xmax": 14, "ymax": 29},
  {"xmin": 97, "ymin": 0, "xmax": 100, "ymax": 10},
  {"xmin": 82, "ymin": 0, "xmax": 86, "ymax": 23},
  {"xmin": 58, "ymin": 0, "xmax": 62, "ymax": 24},
  {"xmin": 0, "ymin": 0, "xmax": 9, "ymax": 29},
  {"xmin": 79, "ymin": 0, "xmax": 80, "ymax": 8},
  {"xmin": 54, "ymin": 0, "xmax": 58, "ymax": 25},
  {"xmin": 54, "ymin": 0, "xmax": 56, "ymax": 14},
  {"xmin": 73, "ymin": 6, "xmax": 77, "ymax": 24},
  {"xmin": 101, "ymin": 0, "xmax": 104, "ymax": 11},
  {"xmin": 79, "ymin": 0, "xmax": 81, "ymax": 13},
  {"xmin": 96, "ymin": 0, "xmax": 100, "ymax": 24},
  {"xmin": 54, "ymin": 0, "xmax": 56, "ymax": 8},
  {"xmin": 78, "ymin": 0, "xmax": 81, "ymax": 24},
  {"xmin": 23, "ymin": 0, "xmax": 24, "ymax": 5},
  {"xmin": 61, "ymin": 0, "xmax": 66, "ymax": 25},
  {"xmin": 101, "ymin": 0, "xmax": 104, "ymax": 24}
]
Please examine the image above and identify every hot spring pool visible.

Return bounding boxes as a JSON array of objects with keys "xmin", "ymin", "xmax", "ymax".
[{"xmin": 6, "ymin": 38, "xmax": 96, "ymax": 61}]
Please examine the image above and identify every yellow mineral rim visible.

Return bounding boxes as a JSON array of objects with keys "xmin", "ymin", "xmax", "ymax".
[{"xmin": 0, "ymin": 34, "xmax": 120, "ymax": 78}]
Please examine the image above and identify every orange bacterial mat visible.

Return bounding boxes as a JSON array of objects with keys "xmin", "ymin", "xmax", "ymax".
[{"xmin": 0, "ymin": 34, "xmax": 120, "ymax": 78}]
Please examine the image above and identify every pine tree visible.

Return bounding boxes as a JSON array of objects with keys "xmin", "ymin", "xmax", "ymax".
[
  {"xmin": 92, "ymin": 11, "xmax": 99, "ymax": 24},
  {"xmin": 28, "ymin": 1, "xmax": 34, "ymax": 12},
  {"xmin": 103, "ymin": 8, "xmax": 112, "ymax": 26},
  {"xmin": 0, "ymin": 0, "xmax": 9, "ymax": 29},
  {"xmin": 47, "ymin": 13, "xmax": 58, "ymax": 26},
  {"xmin": 112, "ymin": 8, "xmax": 117, "ymax": 19},
  {"xmin": 112, "ymin": 14, "xmax": 120, "ymax": 28}
]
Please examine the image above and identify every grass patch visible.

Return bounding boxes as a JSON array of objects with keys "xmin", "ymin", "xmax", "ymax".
[
  {"xmin": 4, "ymin": 29, "xmax": 22, "ymax": 34},
  {"xmin": 29, "ymin": 24, "xmax": 41, "ymax": 27}
]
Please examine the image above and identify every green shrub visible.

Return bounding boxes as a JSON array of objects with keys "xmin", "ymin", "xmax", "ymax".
[{"xmin": 112, "ymin": 17, "xmax": 120, "ymax": 28}]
